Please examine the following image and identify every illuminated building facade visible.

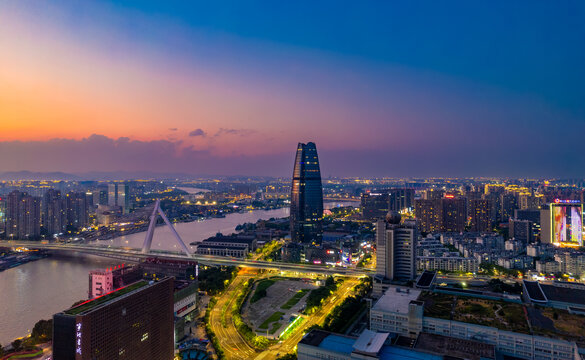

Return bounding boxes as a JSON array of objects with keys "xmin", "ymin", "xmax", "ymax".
[
  {"xmin": 6, "ymin": 190, "xmax": 41, "ymax": 240},
  {"xmin": 469, "ymin": 199, "xmax": 492, "ymax": 232},
  {"xmin": 415, "ymin": 196, "xmax": 466, "ymax": 233},
  {"xmin": 108, "ymin": 183, "xmax": 130, "ymax": 214},
  {"xmin": 290, "ymin": 142, "xmax": 323, "ymax": 244},
  {"xmin": 53, "ymin": 278, "xmax": 174, "ymax": 360},
  {"xmin": 441, "ymin": 196, "xmax": 467, "ymax": 232},
  {"xmin": 42, "ymin": 189, "xmax": 65, "ymax": 235},
  {"xmin": 542, "ymin": 200, "xmax": 583, "ymax": 247},
  {"xmin": 0, "ymin": 196, "xmax": 5, "ymax": 236},
  {"xmin": 415, "ymin": 199, "xmax": 441, "ymax": 233},
  {"xmin": 376, "ymin": 213, "xmax": 417, "ymax": 281},
  {"xmin": 361, "ymin": 192, "xmax": 390, "ymax": 220}
]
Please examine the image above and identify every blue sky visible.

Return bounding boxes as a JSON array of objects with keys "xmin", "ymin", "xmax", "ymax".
[{"xmin": 0, "ymin": 1, "xmax": 584, "ymax": 177}]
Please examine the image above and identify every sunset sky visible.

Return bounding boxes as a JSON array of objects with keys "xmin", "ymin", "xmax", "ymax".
[{"xmin": 1, "ymin": 1, "xmax": 584, "ymax": 177}]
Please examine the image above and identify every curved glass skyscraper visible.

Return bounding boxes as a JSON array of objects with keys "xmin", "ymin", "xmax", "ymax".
[{"xmin": 290, "ymin": 142, "xmax": 323, "ymax": 244}]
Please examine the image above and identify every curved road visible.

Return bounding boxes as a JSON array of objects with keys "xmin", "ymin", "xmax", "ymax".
[{"xmin": 209, "ymin": 273, "xmax": 258, "ymax": 360}]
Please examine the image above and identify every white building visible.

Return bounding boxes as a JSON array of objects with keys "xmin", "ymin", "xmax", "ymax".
[{"xmin": 370, "ymin": 285, "xmax": 580, "ymax": 360}]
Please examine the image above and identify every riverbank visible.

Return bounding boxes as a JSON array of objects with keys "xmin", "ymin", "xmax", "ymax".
[{"xmin": 0, "ymin": 251, "xmax": 50, "ymax": 273}]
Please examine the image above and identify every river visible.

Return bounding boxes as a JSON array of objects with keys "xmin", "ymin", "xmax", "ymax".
[{"xmin": 0, "ymin": 202, "xmax": 356, "ymax": 345}]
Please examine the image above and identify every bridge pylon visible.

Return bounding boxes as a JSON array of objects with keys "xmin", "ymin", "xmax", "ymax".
[{"xmin": 142, "ymin": 199, "xmax": 191, "ymax": 256}]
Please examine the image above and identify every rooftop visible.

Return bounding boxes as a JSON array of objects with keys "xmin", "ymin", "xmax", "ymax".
[
  {"xmin": 372, "ymin": 286, "xmax": 421, "ymax": 314},
  {"xmin": 540, "ymin": 282, "xmax": 585, "ymax": 306},
  {"xmin": 65, "ymin": 280, "xmax": 149, "ymax": 315},
  {"xmin": 414, "ymin": 333, "xmax": 495, "ymax": 360},
  {"xmin": 415, "ymin": 271, "xmax": 436, "ymax": 289},
  {"xmin": 378, "ymin": 345, "xmax": 442, "ymax": 360},
  {"xmin": 353, "ymin": 329, "xmax": 388, "ymax": 354}
]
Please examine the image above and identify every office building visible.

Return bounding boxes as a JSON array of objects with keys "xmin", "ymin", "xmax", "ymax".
[
  {"xmin": 6, "ymin": 190, "xmax": 41, "ymax": 240},
  {"xmin": 53, "ymin": 278, "xmax": 174, "ymax": 360},
  {"xmin": 290, "ymin": 142, "xmax": 323, "ymax": 244},
  {"xmin": 108, "ymin": 183, "xmax": 130, "ymax": 214},
  {"xmin": 376, "ymin": 213, "xmax": 417, "ymax": 281},
  {"xmin": 469, "ymin": 199, "xmax": 491, "ymax": 232}
]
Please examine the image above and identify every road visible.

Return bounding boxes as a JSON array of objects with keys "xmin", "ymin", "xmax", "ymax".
[{"xmin": 208, "ymin": 272, "xmax": 258, "ymax": 360}]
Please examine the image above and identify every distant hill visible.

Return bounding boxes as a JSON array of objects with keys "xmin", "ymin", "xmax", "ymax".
[
  {"xmin": 0, "ymin": 171, "xmax": 198, "ymax": 181},
  {"xmin": 0, "ymin": 171, "xmax": 81, "ymax": 181}
]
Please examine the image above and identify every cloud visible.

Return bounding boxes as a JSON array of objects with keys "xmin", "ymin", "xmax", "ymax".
[
  {"xmin": 0, "ymin": 135, "xmax": 293, "ymax": 176},
  {"xmin": 169, "ymin": 128, "xmax": 178, "ymax": 131},
  {"xmin": 189, "ymin": 129, "xmax": 206, "ymax": 137},
  {"xmin": 214, "ymin": 128, "xmax": 257, "ymax": 137}
]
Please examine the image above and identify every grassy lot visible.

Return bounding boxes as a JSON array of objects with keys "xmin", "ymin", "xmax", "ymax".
[
  {"xmin": 281, "ymin": 289, "xmax": 310, "ymax": 310},
  {"xmin": 259, "ymin": 311, "xmax": 285, "ymax": 329},
  {"xmin": 538, "ymin": 308, "xmax": 585, "ymax": 337},
  {"xmin": 453, "ymin": 298, "xmax": 529, "ymax": 333},
  {"xmin": 418, "ymin": 291, "xmax": 453, "ymax": 320},
  {"xmin": 269, "ymin": 322, "xmax": 282, "ymax": 334},
  {"xmin": 5, "ymin": 350, "xmax": 44, "ymax": 359},
  {"xmin": 251, "ymin": 279, "xmax": 277, "ymax": 303}
]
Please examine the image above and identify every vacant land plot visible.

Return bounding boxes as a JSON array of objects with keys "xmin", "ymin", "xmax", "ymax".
[
  {"xmin": 281, "ymin": 289, "xmax": 310, "ymax": 310},
  {"xmin": 259, "ymin": 311, "xmax": 285, "ymax": 329},
  {"xmin": 243, "ymin": 279, "xmax": 316, "ymax": 337},
  {"xmin": 251, "ymin": 279, "xmax": 277, "ymax": 303}
]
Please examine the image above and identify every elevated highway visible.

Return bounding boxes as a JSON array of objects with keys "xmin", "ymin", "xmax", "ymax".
[{"xmin": 0, "ymin": 240, "xmax": 372, "ymax": 277}]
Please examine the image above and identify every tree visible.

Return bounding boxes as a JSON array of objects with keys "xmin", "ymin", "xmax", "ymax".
[
  {"xmin": 12, "ymin": 339, "xmax": 22, "ymax": 352},
  {"xmin": 0, "ymin": 343, "xmax": 4, "ymax": 356},
  {"xmin": 31, "ymin": 319, "xmax": 53, "ymax": 342}
]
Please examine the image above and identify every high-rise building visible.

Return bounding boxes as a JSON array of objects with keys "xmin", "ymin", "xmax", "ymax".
[
  {"xmin": 500, "ymin": 193, "xmax": 518, "ymax": 222},
  {"xmin": 65, "ymin": 192, "xmax": 89, "ymax": 230},
  {"xmin": 469, "ymin": 199, "xmax": 492, "ymax": 232},
  {"xmin": 108, "ymin": 183, "xmax": 130, "ymax": 214},
  {"xmin": 0, "ymin": 196, "xmax": 6, "ymax": 236},
  {"xmin": 361, "ymin": 192, "xmax": 390, "ymax": 220},
  {"xmin": 376, "ymin": 213, "xmax": 417, "ymax": 281},
  {"xmin": 509, "ymin": 219, "xmax": 533, "ymax": 244},
  {"xmin": 389, "ymin": 188, "xmax": 415, "ymax": 212},
  {"xmin": 441, "ymin": 196, "xmax": 467, "ymax": 232},
  {"xmin": 53, "ymin": 278, "xmax": 174, "ymax": 360},
  {"xmin": 42, "ymin": 189, "xmax": 65, "ymax": 236},
  {"xmin": 290, "ymin": 142, "xmax": 323, "ymax": 244},
  {"xmin": 92, "ymin": 189, "xmax": 108, "ymax": 207},
  {"xmin": 6, "ymin": 190, "xmax": 41, "ymax": 240},
  {"xmin": 414, "ymin": 199, "xmax": 441, "ymax": 233}
]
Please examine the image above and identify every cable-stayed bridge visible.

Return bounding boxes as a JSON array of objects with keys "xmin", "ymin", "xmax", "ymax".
[{"xmin": 0, "ymin": 200, "xmax": 370, "ymax": 277}]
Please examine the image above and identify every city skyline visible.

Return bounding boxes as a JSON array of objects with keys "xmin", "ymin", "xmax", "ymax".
[{"xmin": 1, "ymin": 1, "xmax": 584, "ymax": 177}]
